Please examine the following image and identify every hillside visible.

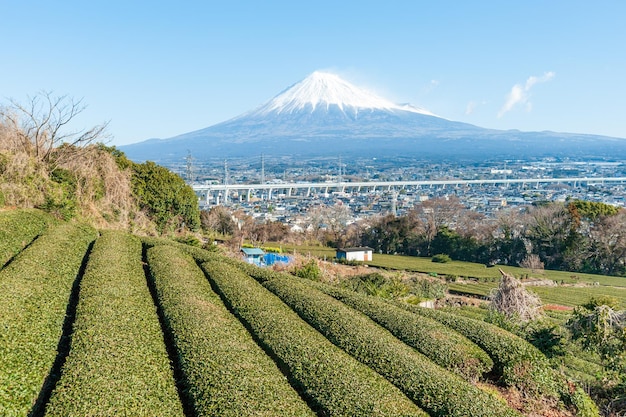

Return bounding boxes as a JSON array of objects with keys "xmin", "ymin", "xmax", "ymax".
[
  {"xmin": 0, "ymin": 212, "xmax": 608, "ymax": 416},
  {"xmin": 0, "ymin": 141, "xmax": 199, "ymax": 235}
]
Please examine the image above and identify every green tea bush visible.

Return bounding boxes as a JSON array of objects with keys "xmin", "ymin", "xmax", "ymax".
[
  {"xmin": 141, "ymin": 235, "xmax": 220, "ymax": 264},
  {"xmin": 432, "ymin": 254, "xmax": 452, "ymax": 263},
  {"xmin": 263, "ymin": 276, "xmax": 521, "ymax": 417},
  {"xmin": 307, "ymin": 281, "xmax": 493, "ymax": 380},
  {"xmin": 45, "ymin": 231, "xmax": 183, "ymax": 416},
  {"xmin": 0, "ymin": 222, "xmax": 96, "ymax": 417},
  {"xmin": 201, "ymin": 261, "xmax": 427, "ymax": 417},
  {"xmin": 147, "ymin": 245, "xmax": 314, "ymax": 417},
  {"xmin": 0, "ymin": 209, "xmax": 50, "ymax": 268},
  {"xmin": 397, "ymin": 303, "xmax": 561, "ymax": 396}
]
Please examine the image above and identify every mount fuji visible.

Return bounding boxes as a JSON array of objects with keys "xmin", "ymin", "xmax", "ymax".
[{"xmin": 121, "ymin": 71, "xmax": 626, "ymax": 162}]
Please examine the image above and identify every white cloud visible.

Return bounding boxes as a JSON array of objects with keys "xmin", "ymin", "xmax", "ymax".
[
  {"xmin": 422, "ymin": 79, "xmax": 439, "ymax": 95},
  {"xmin": 465, "ymin": 99, "xmax": 487, "ymax": 115},
  {"xmin": 498, "ymin": 71, "xmax": 555, "ymax": 118},
  {"xmin": 466, "ymin": 101, "xmax": 477, "ymax": 115}
]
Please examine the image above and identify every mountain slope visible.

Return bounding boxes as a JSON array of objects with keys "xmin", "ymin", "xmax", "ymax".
[{"xmin": 121, "ymin": 72, "xmax": 626, "ymax": 162}]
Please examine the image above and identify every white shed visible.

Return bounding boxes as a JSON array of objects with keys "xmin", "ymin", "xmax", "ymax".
[{"xmin": 336, "ymin": 247, "xmax": 373, "ymax": 262}]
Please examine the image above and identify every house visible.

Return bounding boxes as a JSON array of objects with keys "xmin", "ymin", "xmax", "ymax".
[
  {"xmin": 336, "ymin": 247, "xmax": 373, "ymax": 262},
  {"xmin": 241, "ymin": 247, "xmax": 265, "ymax": 265}
]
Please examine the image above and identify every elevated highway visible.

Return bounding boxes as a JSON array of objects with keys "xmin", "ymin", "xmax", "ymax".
[{"xmin": 192, "ymin": 177, "xmax": 626, "ymax": 205}]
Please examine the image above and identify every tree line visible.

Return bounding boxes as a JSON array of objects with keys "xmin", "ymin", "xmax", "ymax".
[
  {"xmin": 205, "ymin": 196, "xmax": 625, "ymax": 277},
  {"xmin": 360, "ymin": 197, "xmax": 625, "ymax": 276}
]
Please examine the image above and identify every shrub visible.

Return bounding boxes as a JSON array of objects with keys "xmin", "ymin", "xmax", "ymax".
[
  {"xmin": 292, "ymin": 258, "xmax": 321, "ymax": 281},
  {"xmin": 147, "ymin": 245, "xmax": 313, "ymax": 417},
  {"xmin": 432, "ymin": 254, "xmax": 451, "ymax": 263},
  {"xmin": 0, "ymin": 209, "xmax": 50, "ymax": 269},
  {"xmin": 308, "ymin": 280, "xmax": 493, "ymax": 380},
  {"xmin": 174, "ymin": 234, "xmax": 202, "ymax": 247},
  {"xmin": 408, "ymin": 276, "xmax": 447, "ymax": 300},
  {"xmin": 201, "ymin": 261, "xmax": 426, "ymax": 417},
  {"xmin": 45, "ymin": 231, "xmax": 183, "ymax": 416},
  {"xmin": 0, "ymin": 222, "xmax": 96, "ymax": 416},
  {"xmin": 263, "ymin": 276, "xmax": 521, "ymax": 417},
  {"xmin": 131, "ymin": 161, "xmax": 200, "ymax": 233},
  {"xmin": 341, "ymin": 272, "xmax": 409, "ymax": 299},
  {"xmin": 569, "ymin": 387, "xmax": 600, "ymax": 417}
]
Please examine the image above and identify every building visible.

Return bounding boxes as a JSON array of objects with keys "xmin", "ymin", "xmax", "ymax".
[
  {"xmin": 241, "ymin": 247, "xmax": 265, "ymax": 265},
  {"xmin": 336, "ymin": 247, "xmax": 373, "ymax": 262}
]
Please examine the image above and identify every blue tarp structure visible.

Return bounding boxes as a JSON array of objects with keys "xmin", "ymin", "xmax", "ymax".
[{"xmin": 263, "ymin": 252, "xmax": 291, "ymax": 266}]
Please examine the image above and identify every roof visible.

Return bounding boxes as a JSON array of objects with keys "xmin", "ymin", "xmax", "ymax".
[
  {"xmin": 241, "ymin": 247, "xmax": 265, "ymax": 256},
  {"xmin": 337, "ymin": 247, "xmax": 373, "ymax": 253}
]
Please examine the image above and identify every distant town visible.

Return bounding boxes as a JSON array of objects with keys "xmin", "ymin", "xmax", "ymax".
[{"xmin": 168, "ymin": 156, "xmax": 626, "ymax": 229}]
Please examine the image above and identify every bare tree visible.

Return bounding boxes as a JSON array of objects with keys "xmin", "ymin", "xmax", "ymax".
[
  {"xmin": 411, "ymin": 196, "xmax": 465, "ymax": 253},
  {"xmin": 0, "ymin": 91, "xmax": 109, "ymax": 167},
  {"xmin": 306, "ymin": 203, "xmax": 353, "ymax": 245},
  {"xmin": 520, "ymin": 254, "xmax": 544, "ymax": 273}
]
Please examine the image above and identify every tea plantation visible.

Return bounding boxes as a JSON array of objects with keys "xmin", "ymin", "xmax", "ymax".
[{"xmin": 0, "ymin": 211, "xmax": 599, "ymax": 416}]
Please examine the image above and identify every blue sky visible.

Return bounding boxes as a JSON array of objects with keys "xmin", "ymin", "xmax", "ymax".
[{"xmin": 2, "ymin": 1, "xmax": 625, "ymax": 146}]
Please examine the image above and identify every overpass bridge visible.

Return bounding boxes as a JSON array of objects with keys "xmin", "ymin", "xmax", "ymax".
[{"xmin": 192, "ymin": 177, "xmax": 626, "ymax": 205}]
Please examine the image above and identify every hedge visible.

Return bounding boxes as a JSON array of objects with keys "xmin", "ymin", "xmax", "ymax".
[
  {"xmin": 201, "ymin": 260, "xmax": 426, "ymax": 417},
  {"xmin": 141, "ymin": 235, "xmax": 218, "ymax": 264},
  {"xmin": 395, "ymin": 302, "xmax": 560, "ymax": 395},
  {"xmin": 147, "ymin": 245, "xmax": 314, "ymax": 417},
  {"xmin": 0, "ymin": 209, "xmax": 50, "ymax": 269},
  {"xmin": 263, "ymin": 276, "xmax": 522, "ymax": 417},
  {"xmin": 307, "ymin": 280, "xmax": 494, "ymax": 380},
  {"xmin": 44, "ymin": 231, "xmax": 183, "ymax": 416},
  {"xmin": 237, "ymin": 264, "xmax": 493, "ymax": 379},
  {"xmin": 0, "ymin": 222, "xmax": 96, "ymax": 417},
  {"xmin": 402, "ymin": 304, "xmax": 601, "ymax": 415}
]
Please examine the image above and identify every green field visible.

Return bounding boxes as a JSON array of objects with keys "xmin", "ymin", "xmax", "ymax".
[
  {"xmin": 448, "ymin": 282, "xmax": 626, "ymax": 309},
  {"xmin": 276, "ymin": 243, "xmax": 626, "ymax": 288},
  {"xmin": 366, "ymin": 253, "xmax": 626, "ymax": 287}
]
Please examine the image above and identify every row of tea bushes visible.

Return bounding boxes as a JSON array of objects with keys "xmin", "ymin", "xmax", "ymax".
[
  {"xmin": 307, "ymin": 280, "xmax": 494, "ymax": 380},
  {"xmin": 0, "ymin": 209, "xmax": 51, "ymax": 269},
  {"xmin": 147, "ymin": 245, "xmax": 315, "ymax": 417},
  {"xmin": 396, "ymin": 302, "xmax": 560, "ymax": 395},
  {"xmin": 200, "ymin": 260, "xmax": 427, "ymax": 417},
  {"xmin": 44, "ymin": 231, "xmax": 183, "ymax": 417},
  {"xmin": 0, "ymin": 223, "xmax": 97, "ymax": 417},
  {"xmin": 398, "ymin": 303, "xmax": 599, "ymax": 416},
  {"xmin": 263, "ymin": 276, "xmax": 522, "ymax": 417},
  {"xmin": 238, "ymin": 262, "xmax": 494, "ymax": 380}
]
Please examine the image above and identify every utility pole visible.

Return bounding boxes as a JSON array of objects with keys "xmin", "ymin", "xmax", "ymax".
[{"xmin": 261, "ymin": 154, "xmax": 265, "ymax": 184}]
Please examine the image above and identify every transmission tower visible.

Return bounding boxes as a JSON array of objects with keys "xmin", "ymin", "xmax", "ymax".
[
  {"xmin": 185, "ymin": 151, "xmax": 194, "ymax": 183},
  {"xmin": 338, "ymin": 155, "xmax": 343, "ymax": 183}
]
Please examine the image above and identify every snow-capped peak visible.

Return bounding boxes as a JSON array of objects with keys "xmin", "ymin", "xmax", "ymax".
[{"xmin": 253, "ymin": 71, "xmax": 436, "ymax": 116}]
